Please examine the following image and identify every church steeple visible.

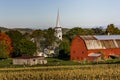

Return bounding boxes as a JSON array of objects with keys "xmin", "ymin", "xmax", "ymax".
[
  {"xmin": 55, "ymin": 9, "xmax": 62, "ymax": 40},
  {"xmin": 56, "ymin": 9, "xmax": 60, "ymax": 27}
]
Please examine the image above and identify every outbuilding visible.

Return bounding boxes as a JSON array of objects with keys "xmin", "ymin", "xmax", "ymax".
[
  {"xmin": 13, "ymin": 56, "xmax": 47, "ymax": 65},
  {"xmin": 70, "ymin": 35, "xmax": 120, "ymax": 61}
]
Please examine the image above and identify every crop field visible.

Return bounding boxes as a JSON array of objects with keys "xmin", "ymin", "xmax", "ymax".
[{"xmin": 0, "ymin": 64, "xmax": 120, "ymax": 80}]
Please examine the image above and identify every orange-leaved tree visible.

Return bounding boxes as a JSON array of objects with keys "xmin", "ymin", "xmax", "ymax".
[{"xmin": 0, "ymin": 32, "xmax": 13, "ymax": 57}]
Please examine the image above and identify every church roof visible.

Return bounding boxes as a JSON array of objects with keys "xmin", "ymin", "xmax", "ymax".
[{"xmin": 56, "ymin": 9, "xmax": 61, "ymax": 27}]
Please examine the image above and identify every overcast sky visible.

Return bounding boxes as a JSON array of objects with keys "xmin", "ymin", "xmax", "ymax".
[{"xmin": 0, "ymin": 0, "xmax": 120, "ymax": 29}]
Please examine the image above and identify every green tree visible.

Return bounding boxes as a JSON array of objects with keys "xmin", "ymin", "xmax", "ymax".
[
  {"xmin": 65, "ymin": 27, "xmax": 85, "ymax": 42},
  {"xmin": 31, "ymin": 29, "xmax": 45, "ymax": 51},
  {"xmin": 18, "ymin": 39, "xmax": 37, "ymax": 56},
  {"xmin": 31, "ymin": 29, "xmax": 44, "ymax": 38},
  {"xmin": 44, "ymin": 28, "xmax": 56, "ymax": 47},
  {"xmin": 106, "ymin": 24, "xmax": 120, "ymax": 35},
  {"xmin": 6, "ymin": 30, "xmax": 23, "ymax": 57},
  {"xmin": 83, "ymin": 28, "xmax": 95, "ymax": 35},
  {"xmin": 0, "ymin": 41, "xmax": 9, "ymax": 59},
  {"xmin": 6, "ymin": 30, "xmax": 23, "ymax": 42},
  {"xmin": 58, "ymin": 39, "xmax": 70, "ymax": 60},
  {"xmin": 92, "ymin": 27, "xmax": 105, "ymax": 35}
]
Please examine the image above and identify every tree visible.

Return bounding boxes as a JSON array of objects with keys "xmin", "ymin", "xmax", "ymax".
[
  {"xmin": 106, "ymin": 24, "xmax": 120, "ymax": 35},
  {"xmin": 6, "ymin": 30, "xmax": 23, "ymax": 42},
  {"xmin": 58, "ymin": 39, "xmax": 70, "ymax": 60},
  {"xmin": 0, "ymin": 32, "xmax": 12, "ymax": 55},
  {"xmin": 65, "ymin": 27, "xmax": 85, "ymax": 42},
  {"xmin": 92, "ymin": 27, "xmax": 105, "ymax": 35},
  {"xmin": 31, "ymin": 29, "xmax": 44, "ymax": 51},
  {"xmin": 31, "ymin": 29, "xmax": 44, "ymax": 38},
  {"xmin": 0, "ymin": 41, "xmax": 9, "ymax": 59},
  {"xmin": 83, "ymin": 28, "xmax": 95, "ymax": 35},
  {"xmin": 18, "ymin": 39, "xmax": 37, "ymax": 56},
  {"xmin": 44, "ymin": 28, "xmax": 56, "ymax": 47},
  {"xmin": 6, "ymin": 30, "xmax": 23, "ymax": 57}
]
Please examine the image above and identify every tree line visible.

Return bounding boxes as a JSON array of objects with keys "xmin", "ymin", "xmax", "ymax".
[{"xmin": 0, "ymin": 24, "xmax": 120, "ymax": 59}]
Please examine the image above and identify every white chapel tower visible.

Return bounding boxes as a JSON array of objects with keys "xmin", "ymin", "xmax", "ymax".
[{"xmin": 55, "ymin": 10, "xmax": 62, "ymax": 40}]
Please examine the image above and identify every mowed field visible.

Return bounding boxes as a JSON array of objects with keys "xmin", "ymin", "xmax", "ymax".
[{"xmin": 0, "ymin": 64, "xmax": 120, "ymax": 80}]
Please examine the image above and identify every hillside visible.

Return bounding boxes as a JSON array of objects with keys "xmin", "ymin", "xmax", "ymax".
[{"xmin": 0, "ymin": 27, "xmax": 33, "ymax": 34}]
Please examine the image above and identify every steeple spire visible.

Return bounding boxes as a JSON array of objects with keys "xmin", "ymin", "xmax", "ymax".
[
  {"xmin": 54, "ymin": 9, "xmax": 62, "ymax": 40},
  {"xmin": 56, "ymin": 9, "xmax": 60, "ymax": 27}
]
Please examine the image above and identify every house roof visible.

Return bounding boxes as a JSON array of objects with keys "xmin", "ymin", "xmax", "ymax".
[{"xmin": 79, "ymin": 35, "xmax": 120, "ymax": 50}]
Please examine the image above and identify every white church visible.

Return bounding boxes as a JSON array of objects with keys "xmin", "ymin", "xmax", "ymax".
[{"xmin": 54, "ymin": 10, "xmax": 62, "ymax": 40}]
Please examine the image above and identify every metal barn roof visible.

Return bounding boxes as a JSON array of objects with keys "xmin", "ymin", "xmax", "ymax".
[
  {"xmin": 80, "ymin": 36, "xmax": 96, "ymax": 40},
  {"xmin": 80, "ymin": 35, "xmax": 120, "ymax": 40},
  {"xmin": 94, "ymin": 35, "xmax": 120, "ymax": 40},
  {"xmin": 79, "ymin": 35, "xmax": 120, "ymax": 50}
]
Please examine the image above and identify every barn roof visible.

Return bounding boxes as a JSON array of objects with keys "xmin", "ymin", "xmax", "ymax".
[
  {"xmin": 79, "ymin": 35, "xmax": 120, "ymax": 50},
  {"xmin": 94, "ymin": 35, "xmax": 120, "ymax": 40},
  {"xmin": 80, "ymin": 35, "xmax": 120, "ymax": 40}
]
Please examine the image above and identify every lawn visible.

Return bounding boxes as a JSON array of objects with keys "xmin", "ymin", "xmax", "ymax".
[
  {"xmin": 0, "ymin": 58, "xmax": 12, "ymax": 68},
  {"xmin": 0, "ymin": 58, "xmax": 80, "ymax": 68},
  {"xmin": 0, "ymin": 57, "xmax": 120, "ymax": 68}
]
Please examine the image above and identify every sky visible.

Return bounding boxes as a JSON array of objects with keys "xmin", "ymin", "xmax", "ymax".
[{"xmin": 0, "ymin": 0, "xmax": 120, "ymax": 29}]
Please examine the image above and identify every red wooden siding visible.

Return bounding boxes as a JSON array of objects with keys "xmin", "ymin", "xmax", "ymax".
[{"xmin": 70, "ymin": 35, "xmax": 120, "ymax": 61}]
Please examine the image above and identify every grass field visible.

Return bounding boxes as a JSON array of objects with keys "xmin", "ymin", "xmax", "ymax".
[
  {"xmin": 0, "ymin": 64, "xmax": 120, "ymax": 80},
  {"xmin": 0, "ymin": 58, "xmax": 81, "ymax": 68},
  {"xmin": 0, "ymin": 57, "xmax": 120, "ymax": 67}
]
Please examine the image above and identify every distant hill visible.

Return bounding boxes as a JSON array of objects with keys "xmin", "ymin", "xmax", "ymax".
[
  {"xmin": 0, "ymin": 27, "xmax": 33, "ymax": 34},
  {"xmin": 0, "ymin": 27, "xmax": 9, "ymax": 32},
  {"xmin": 13, "ymin": 28, "xmax": 33, "ymax": 34},
  {"xmin": 0, "ymin": 26, "xmax": 70, "ymax": 35}
]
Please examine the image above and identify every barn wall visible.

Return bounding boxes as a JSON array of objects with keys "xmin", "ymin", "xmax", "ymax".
[
  {"xmin": 70, "ymin": 36, "xmax": 120, "ymax": 61},
  {"xmin": 70, "ymin": 36, "xmax": 88, "ymax": 61},
  {"xmin": 88, "ymin": 48, "xmax": 120, "ymax": 59}
]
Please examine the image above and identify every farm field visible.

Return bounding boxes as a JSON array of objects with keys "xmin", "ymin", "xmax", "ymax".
[{"xmin": 0, "ymin": 64, "xmax": 120, "ymax": 80}]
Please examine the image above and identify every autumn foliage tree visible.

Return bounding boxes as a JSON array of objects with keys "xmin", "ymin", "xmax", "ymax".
[{"xmin": 0, "ymin": 32, "xmax": 12, "ymax": 58}]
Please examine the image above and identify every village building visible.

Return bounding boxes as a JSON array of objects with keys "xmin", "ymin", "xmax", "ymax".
[
  {"xmin": 13, "ymin": 56, "xmax": 47, "ymax": 65},
  {"xmin": 70, "ymin": 35, "xmax": 120, "ymax": 61},
  {"xmin": 54, "ymin": 9, "xmax": 62, "ymax": 40}
]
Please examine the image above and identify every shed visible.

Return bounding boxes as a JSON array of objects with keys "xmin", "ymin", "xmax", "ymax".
[
  {"xmin": 13, "ymin": 56, "xmax": 47, "ymax": 65},
  {"xmin": 70, "ymin": 35, "xmax": 120, "ymax": 61}
]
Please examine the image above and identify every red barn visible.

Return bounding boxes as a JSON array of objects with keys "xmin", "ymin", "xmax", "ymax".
[{"xmin": 70, "ymin": 35, "xmax": 120, "ymax": 61}]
